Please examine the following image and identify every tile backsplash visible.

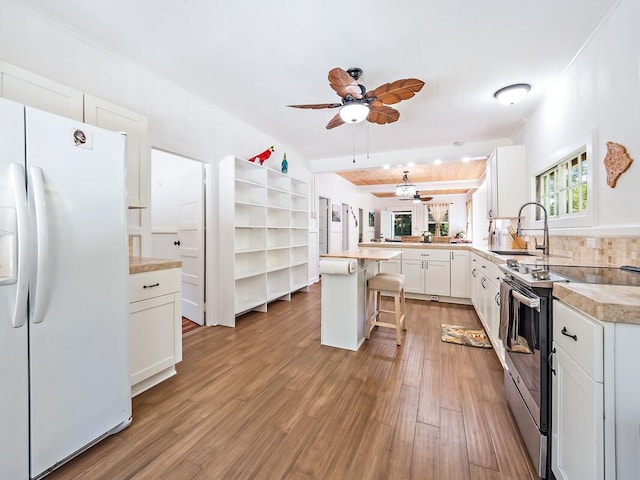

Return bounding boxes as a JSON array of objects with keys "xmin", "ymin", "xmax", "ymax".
[{"xmin": 540, "ymin": 236, "xmax": 640, "ymax": 266}]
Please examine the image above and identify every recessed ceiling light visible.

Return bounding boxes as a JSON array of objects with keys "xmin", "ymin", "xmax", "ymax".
[
  {"xmin": 434, "ymin": 159, "xmax": 442, "ymax": 165},
  {"xmin": 407, "ymin": 162, "xmax": 415, "ymax": 167},
  {"xmin": 382, "ymin": 164, "xmax": 390, "ymax": 170},
  {"xmin": 462, "ymin": 156, "xmax": 471, "ymax": 162},
  {"xmin": 396, "ymin": 164, "xmax": 403, "ymax": 168},
  {"xmin": 494, "ymin": 83, "xmax": 531, "ymax": 105}
]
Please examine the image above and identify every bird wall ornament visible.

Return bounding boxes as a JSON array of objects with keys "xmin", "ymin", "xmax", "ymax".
[{"xmin": 248, "ymin": 146, "xmax": 274, "ymax": 165}]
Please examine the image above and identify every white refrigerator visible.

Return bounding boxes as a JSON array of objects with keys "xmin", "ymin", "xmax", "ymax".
[{"xmin": 0, "ymin": 98, "xmax": 131, "ymax": 479}]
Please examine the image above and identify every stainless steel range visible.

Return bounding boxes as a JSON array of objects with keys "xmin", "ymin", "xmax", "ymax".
[
  {"xmin": 499, "ymin": 260, "xmax": 640, "ymax": 479},
  {"xmin": 498, "ymin": 260, "xmax": 566, "ymax": 479}
]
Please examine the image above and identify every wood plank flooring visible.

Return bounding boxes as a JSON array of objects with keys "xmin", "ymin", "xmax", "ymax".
[{"xmin": 48, "ymin": 283, "xmax": 536, "ymax": 480}]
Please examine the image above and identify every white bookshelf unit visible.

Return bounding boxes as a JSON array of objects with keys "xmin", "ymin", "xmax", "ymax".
[{"xmin": 218, "ymin": 156, "xmax": 309, "ymax": 326}]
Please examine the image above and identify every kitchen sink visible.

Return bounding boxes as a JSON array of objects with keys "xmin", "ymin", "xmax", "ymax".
[{"xmin": 490, "ymin": 250, "xmax": 537, "ymax": 256}]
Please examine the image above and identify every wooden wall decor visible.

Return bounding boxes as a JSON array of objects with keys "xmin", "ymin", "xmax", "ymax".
[{"xmin": 604, "ymin": 141, "xmax": 633, "ymax": 187}]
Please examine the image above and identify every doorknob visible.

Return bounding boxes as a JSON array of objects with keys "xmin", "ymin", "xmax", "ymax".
[{"xmin": 174, "ymin": 240, "xmax": 181, "ymax": 246}]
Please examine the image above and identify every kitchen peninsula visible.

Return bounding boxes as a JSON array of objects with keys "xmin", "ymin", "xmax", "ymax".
[{"xmin": 319, "ymin": 249, "xmax": 401, "ymax": 350}]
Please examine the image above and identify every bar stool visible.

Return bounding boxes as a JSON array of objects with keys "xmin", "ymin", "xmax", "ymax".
[{"xmin": 366, "ymin": 273, "xmax": 407, "ymax": 345}]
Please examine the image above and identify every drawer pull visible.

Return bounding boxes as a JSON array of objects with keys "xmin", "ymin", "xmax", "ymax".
[
  {"xmin": 561, "ymin": 326, "xmax": 578, "ymax": 341},
  {"xmin": 143, "ymin": 283, "xmax": 160, "ymax": 289}
]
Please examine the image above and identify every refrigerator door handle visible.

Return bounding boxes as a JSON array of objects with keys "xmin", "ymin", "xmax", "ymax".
[
  {"xmin": 29, "ymin": 166, "xmax": 51, "ymax": 324},
  {"xmin": 8, "ymin": 163, "xmax": 29, "ymax": 328}
]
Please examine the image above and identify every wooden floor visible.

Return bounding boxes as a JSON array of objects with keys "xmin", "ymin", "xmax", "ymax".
[
  {"xmin": 48, "ymin": 283, "xmax": 536, "ymax": 480},
  {"xmin": 182, "ymin": 317, "xmax": 201, "ymax": 334}
]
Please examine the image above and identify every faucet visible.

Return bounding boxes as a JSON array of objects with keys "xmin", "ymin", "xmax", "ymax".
[{"xmin": 516, "ymin": 202, "xmax": 550, "ymax": 256}]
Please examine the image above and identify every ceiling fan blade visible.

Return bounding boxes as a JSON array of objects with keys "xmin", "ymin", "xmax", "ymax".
[
  {"xmin": 367, "ymin": 105, "xmax": 400, "ymax": 125},
  {"xmin": 325, "ymin": 112, "xmax": 345, "ymax": 130},
  {"xmin": 287, "ymin": 103, "xmax": 342, "ymax": 109},
  {"xmin": 328, "ymin": 68, "xmax": 363, "ymax": 99},
  {"xmin": 370, "ymin": 78, "xmax": 425, "ymax": 105}
]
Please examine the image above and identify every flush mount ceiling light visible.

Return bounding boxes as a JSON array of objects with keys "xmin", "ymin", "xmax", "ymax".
[
  {"xmin": 494, "ymin": 83, "xmax": 531, "ymax": 105},
  {"xmin": 395, "ymin": 171, "xmax": 417, "ymax": 197},
  {"xmin": 338, "ymin": 102, "xmax": 370, "ymax": 123}
]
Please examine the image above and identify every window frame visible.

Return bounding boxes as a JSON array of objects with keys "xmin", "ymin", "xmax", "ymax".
[
  {"xmin": 532, "ymin": 132, "xmax": 595, "ymax": 229},
  {"xmin": 391, "ymin": 210, "xmax": 412, "ymax": 238}
]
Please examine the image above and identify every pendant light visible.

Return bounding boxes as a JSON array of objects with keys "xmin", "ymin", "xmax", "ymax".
[{"xmin": 395, "ymin": 171, "xmax": 416, "ymax": 197}]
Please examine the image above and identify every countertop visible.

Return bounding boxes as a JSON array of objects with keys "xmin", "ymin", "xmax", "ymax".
[
  {"xmin": 358, "ymin": 241, "xmax": 640, "ymax": 325},
  {"xmin": 320, "ymin": 249, "xmax": 401, "ymax": 261},
  {"xmin": 129, "ymin": 257, "xmax": 182, "ymax": 274}
]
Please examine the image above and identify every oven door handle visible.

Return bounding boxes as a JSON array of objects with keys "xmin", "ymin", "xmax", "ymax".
[
  {"xmin": 548, "ymin": 347, "xmax": 556, "ymax": 375},
  {"xmin": 511, "ymin": 289, "xmax": 540, "ymax": 311}
]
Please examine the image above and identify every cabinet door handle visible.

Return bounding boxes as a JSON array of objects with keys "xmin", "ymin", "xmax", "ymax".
[
  {"xmin": 472, "ymin": 268, "xmax": 477, "ymax": 278},
  {"xmin": 143, "ymin": 283, "xmax": 160, "ymax": 289},
  {"xmin": 495, "ymin": 292, "xmax": 500, "ymax": 306},
  {"xmin": 549, "ymin": 347, "xmax": 556, "ymax": 375},
  {"xmin": 481, "ymin": 277, "xmax": 486, "ymax": 289},
  {"xmin": 561, "ymin": 327, "xmax": 578, "ymax": 341},
  {"xmin": 174, "ymin": 240, "xmax": 181, "ymax": 246},
  {"xmin": 451, "ymin": 251, "xmax": 455, "ymax": 260}
]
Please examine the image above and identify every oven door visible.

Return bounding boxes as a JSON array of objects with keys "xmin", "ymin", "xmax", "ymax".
[{"xmin": 501, "ymin": 277, "xmax": 550, "ymax": 478}]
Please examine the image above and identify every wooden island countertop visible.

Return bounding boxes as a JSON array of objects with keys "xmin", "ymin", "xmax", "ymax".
[{"xmin": 320, "ymin": 249, "xmax": 401, "ymax": 261}]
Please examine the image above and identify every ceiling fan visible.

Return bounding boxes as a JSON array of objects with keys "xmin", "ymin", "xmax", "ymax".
[
  {"xmin": 288, "ymin": 67, "xmax": 425, "ymax": 129},
  {"xmin": 400, "ymin": 191, "xmax": 434, "ymax": 203}
]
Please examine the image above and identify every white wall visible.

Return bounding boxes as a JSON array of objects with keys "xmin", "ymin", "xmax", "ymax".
[
  {"xmin": 314, "ymin": 173, "xmax": 379, "ymax": 260},
  {"xmin": 514, "ymin": 0, "xmax": 640, "ymax": 235},
  {"xmin": 0, "ymin": 0, "xmax": 313, "ymax": 255}
]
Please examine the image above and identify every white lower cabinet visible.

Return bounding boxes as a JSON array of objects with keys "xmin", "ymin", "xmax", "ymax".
[
  {"xmin": 401, "ymin": 249, "xmax": 450, "ymax": 297},
  {"xmin": 552, "ymin": 343, "xmax": 604, "ymax": 480},
  {"xmin": 551, "ymin": 299, "xmax": 640, "ymax": 480},
  {"xmin": 129, "ymin": 268, "xmax": 182, "ymax": 397},
  {"xmin": 450, "ymin": 249, "xmax": 470, "ymax": 298},
  {"xmin": 379, "ymin": 255, "xmax": 402, "ymax": 274},
  {"xmin": 470, "ymin": 253, "xmax": 505, "ymax": 367}
]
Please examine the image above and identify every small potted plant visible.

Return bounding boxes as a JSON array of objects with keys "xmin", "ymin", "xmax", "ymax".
[{"xmin": 421, "ymin": 231, "xmax": 432, "ymax": 243}]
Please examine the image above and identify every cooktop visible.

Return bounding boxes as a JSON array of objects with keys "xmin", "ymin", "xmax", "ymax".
[
  {"xmin": 545, "ymin": 264, "xmax": 640, "ymax": 286},
  {"xmin": 500, "ymin": 262, "xmax": 640, "ymax": 288}
]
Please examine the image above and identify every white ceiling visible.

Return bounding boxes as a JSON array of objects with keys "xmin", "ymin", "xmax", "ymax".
[{"xmin": 17, "ymin": 0, "xmax": 617, "ymax": 172}]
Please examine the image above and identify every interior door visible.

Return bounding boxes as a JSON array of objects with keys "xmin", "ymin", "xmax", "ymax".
[
  {"xmin": 318, "ymin": 197, "xmax": 328, "ymax": 255},
  {"xmin": 380, "ymin": 210, "xmax": 393, "ymax": 239},
  {"xmin": 342, "ymin": 203, "xmax": 349, "ymax": 250},
  {"xmin": 177, "ymin": 163, "xmax": 205, "ymax": 325}
]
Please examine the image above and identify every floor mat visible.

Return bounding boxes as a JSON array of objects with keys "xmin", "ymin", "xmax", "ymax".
[{"xmin": 440, "ymin": 324, "xmax": 492, "ymax": 349}]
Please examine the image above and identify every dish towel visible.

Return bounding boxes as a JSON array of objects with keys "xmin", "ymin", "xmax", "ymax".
[{"xmin": 498, "ymin": 281, "xmax": 512, "ymax": 343}]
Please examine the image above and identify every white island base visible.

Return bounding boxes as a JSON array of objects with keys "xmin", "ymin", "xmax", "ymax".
[{"xmin": 319, "ymin": 250, "xmax": 401, "ymax": 351}]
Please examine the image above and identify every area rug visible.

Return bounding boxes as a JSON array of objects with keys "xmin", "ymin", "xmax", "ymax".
[{"xmin": 441, "ymin": 324, "xmax": 492, "ymax": 349}]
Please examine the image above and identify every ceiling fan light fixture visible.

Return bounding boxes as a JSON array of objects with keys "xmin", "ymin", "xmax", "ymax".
[
  {"xmin": 339, "ymin": 102, "xmax": 370, "ymax": 123},
  {"xmin": 494, "ymin": 83, "xmax": 531, "ymax": 105}
]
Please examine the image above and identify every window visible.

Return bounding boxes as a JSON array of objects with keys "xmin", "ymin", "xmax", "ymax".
[
  {"xmin": 392, "ymin": 211, "xmax": 412, "ymax": 237},
  {"xmin": 427, "ymin": 211, "xmax": 449, "ymax": 236},
  {"xmin": 536, "ymin": 147, "xmax": 588, "ymax": 220}
]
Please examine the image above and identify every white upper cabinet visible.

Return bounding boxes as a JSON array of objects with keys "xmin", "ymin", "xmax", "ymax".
[
  {"xmin": 486, "ymin": 144, "xmax": 526, "ymax": 218},
  {"xmin": 0, "ymin": 62, "xmax": 150, "ymax": 209},
  {"xmin": 84, "ymin": 95, "xmax": 150, "ymax": 208},
  {"xmin": 0, "ymin": 61, "xmax": 83, "ymax": 121}
]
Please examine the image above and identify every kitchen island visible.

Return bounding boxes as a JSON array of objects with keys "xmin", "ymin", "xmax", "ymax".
[{"xmin": 319, "ymin": 249, "xmax": 400, "ymax": 350}]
